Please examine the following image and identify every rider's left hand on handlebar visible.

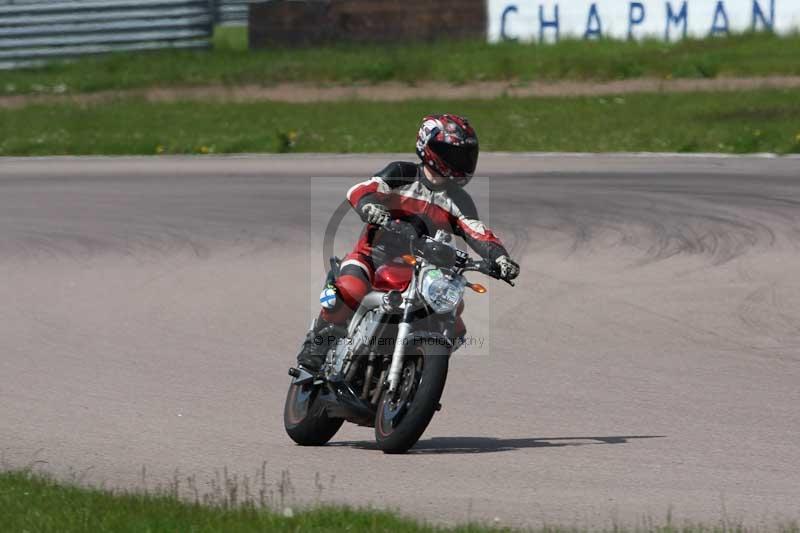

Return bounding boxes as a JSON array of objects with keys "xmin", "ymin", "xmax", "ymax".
[{"xmin": 495, "ymin": 255, "xmax": 520, "ymax": 282}]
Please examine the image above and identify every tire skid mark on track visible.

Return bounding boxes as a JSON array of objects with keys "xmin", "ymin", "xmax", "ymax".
[{"xmin": 494, "ymin": 179, "xmax": 798, "ymax": 268}]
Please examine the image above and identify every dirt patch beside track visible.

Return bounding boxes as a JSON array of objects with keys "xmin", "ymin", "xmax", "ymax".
[{"xmin": 1, "ymin": 76, "xmax": 800, "ymax": 108}]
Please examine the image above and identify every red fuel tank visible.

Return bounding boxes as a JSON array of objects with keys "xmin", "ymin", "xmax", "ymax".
[{"xmin": 373, "ymin": 262, "xmax": 413, "ymax": 292}]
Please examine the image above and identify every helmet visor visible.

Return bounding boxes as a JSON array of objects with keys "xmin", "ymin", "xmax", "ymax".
[{"xmin": 429, "ymin": 141, "xmax": 478, "ymax": 177}]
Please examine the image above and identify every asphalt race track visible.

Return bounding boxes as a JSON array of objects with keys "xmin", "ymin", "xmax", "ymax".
[{"xmin": 1, "ymin": 154, "xmax": 799, "ymax": 528}]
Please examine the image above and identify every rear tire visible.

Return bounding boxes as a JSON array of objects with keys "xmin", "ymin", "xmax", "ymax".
[
  {"xmin": 284, "ymin": 382, "xmax": 343, "ymax": 446},
  {"xmin": 374, "ymin": 342, "xmax": 450, "ymax": 454}
]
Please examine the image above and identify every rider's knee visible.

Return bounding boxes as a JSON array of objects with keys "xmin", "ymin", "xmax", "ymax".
[
  {"xmin": 337, "ymin": 273, "xmax": 370, "ymax": 309},
  {"xmin": 321, "ymin": 273, "xmax": 369, "ymax": 324}
]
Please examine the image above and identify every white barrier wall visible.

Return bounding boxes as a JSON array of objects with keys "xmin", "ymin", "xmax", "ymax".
[{"xmin": 488, "ymin": 0, "xmax": 800, "ymax": 42}]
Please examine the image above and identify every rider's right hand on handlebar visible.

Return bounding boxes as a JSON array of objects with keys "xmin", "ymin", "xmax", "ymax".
[{"xmin": 360, "ymin": 203, "xmax": 391, "ymax": 226}]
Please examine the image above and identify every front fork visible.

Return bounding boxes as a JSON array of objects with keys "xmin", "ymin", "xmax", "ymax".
[{"xmin": 387, "ymin": 302, "xmax": 414, "ymax": 392}]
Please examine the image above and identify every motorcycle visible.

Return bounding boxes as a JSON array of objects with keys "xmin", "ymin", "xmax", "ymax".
[{"xmin": 284, "ymin": 220, "xmax": 514, "ymax": 453}]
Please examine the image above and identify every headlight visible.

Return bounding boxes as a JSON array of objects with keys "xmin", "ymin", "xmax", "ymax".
[{"xmin": 420, "ymin": 268, "xmax": 466, "ymax": 314}]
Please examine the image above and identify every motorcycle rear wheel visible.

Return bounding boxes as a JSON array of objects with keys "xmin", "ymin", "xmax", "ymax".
[
  {"xmin": 284, "ymin": 382, "xmax": 343, "ymax": 446},
  {"xmin": 374, "ymin": 343, "xmax": 450, "ymax": 454}
]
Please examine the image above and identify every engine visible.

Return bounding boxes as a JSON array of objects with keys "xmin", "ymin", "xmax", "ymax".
[{"xmin": 327, "ymin": 309, "xmax": 383, "ymax": 377}]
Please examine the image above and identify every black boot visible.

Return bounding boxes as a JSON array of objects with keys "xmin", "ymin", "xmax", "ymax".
[{"xmin": 297, "ymin": 317, "xmax": 341, "ymax": 371}]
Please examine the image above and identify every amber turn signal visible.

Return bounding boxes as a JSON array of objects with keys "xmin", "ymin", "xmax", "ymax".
[
  {"xmin": 401, "ymin": 254, "xmax": 417, "ymax": 265},
  {"xmin": 469, "ymin": 283, "xmax": 487, "ymax": 294}
]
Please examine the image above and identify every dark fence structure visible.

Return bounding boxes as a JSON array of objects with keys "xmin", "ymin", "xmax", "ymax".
[
  {"xmin": 249, "ymin": 0, "xmax": 487, "ymax": 48},
  {"xmin": 0, "ymin": 0, "xmax": 214, "ymax": 69},
  {"xmin": 212, "ymin": 0, "xmax": 250, "ymax": 25}
]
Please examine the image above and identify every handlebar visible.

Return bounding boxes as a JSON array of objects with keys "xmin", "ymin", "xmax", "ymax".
[
  {"xmin": 382, "ymin": 219, "xmax": 515, "ymax": 286},
  {"xmin": 464, "ymin": 258, "xmax": 515, "ymax": 286},
  {"xmin": 382, "ymin": 219, "xmax": 419, "ymax": 241}
]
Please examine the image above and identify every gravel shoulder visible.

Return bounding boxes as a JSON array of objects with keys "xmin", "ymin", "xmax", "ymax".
[{"xmin": 1, "ymin": 76, "xmax": 800, "ymax": 108}]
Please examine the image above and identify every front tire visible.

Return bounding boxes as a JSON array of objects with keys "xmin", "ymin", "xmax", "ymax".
[
  {"xmin": 284, "ymin": 382, "xmax": 343, "ymax": 446},
  {"xmin": 374, "ymin": 342, "xmax": 450, "ymax": 454}
]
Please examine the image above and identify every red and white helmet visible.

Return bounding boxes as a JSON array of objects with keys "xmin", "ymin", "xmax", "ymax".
[{"xmin": 416, "ymin": 114, "xmax": 479, "ymax": 187}]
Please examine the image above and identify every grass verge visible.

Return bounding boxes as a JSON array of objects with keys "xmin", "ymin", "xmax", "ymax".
[
  {"xmin": 1, "ymin": 89, "xmax": 799, "ymax": 156},
  {"xmin": 2, "ymin": 470, "xmax": 798, "ymax": 533},
  {"xmin": 1, "ymin": 29, "xmax": 800, "ymax": 96},
  {"xmin": 0, "ymin": 470, "xmax": 485, "ymax": 533}
]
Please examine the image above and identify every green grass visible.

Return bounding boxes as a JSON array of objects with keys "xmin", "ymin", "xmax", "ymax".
[
  {"xmin": 1, "ymin": 89, "xmax": 799, "ymax": 156},
  {"xmin": 2, "ymin": 470, "xmax": 798, "ymax": 533},
  {"xmin": 2, "ymin": 29, "xmax": 800, "ymax": 96},
  {"xmin": 0, "ymin": 470, "xmax": 494, "ymax": 533},
  {"xmin": 213, "ymin": 25, "xmax": 249, "ymax": 52}
]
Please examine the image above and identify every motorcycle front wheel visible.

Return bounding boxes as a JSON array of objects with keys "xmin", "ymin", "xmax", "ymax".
[
  {"xmin": 374, "ymin": 342, "xmax": 450, "ymax": 454},
  {"xmin": 284, "ymin": 381, "xmax": 343, "ymax": 446}
]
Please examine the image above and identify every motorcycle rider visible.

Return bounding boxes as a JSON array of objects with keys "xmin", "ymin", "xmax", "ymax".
[{"xmin": 297, "ymin": 114, "xmax": 520, "ymax": 371}]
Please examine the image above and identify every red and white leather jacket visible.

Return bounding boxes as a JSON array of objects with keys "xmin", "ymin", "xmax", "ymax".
[{"xmin": 346, "ymin": 161, "xmax": 509, "ymax": 262}]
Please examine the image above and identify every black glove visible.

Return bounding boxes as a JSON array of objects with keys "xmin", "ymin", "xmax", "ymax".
[
  {"xmin": 360, "ymin": 203, "xmax": 390, "ymax": 226},
  {"xmin": 495, "ymin": 255, "xmax": 520, "ymax": 281}
]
